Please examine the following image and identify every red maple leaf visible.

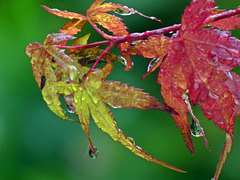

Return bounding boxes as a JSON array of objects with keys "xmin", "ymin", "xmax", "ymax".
[
  {"xmin": 158, "ymin": 0, "xmax": 240, "ymax": 151},
  {"xmin": 209, "ymin": 9, "xmax": 240, "ymax": 31},
  {"xmin": 127, "ymin": 0, "xmax": 240, "ymax": 159}
]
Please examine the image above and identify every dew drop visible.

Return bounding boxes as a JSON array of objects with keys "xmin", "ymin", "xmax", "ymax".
[
  {"xmin": 190, "ymin": 119, "xmax": 203, "ymax": 137},
  {"xmin": 74, "ymin": 97, "xmax": 79, "ymax": 103},
  {"xmin": 130, "ymin": 41, "xmax": 140, "ymax": 46},
  {"xmin": 66, "ymin": 104, "xmax": 74, "ymax": 113},
  {"xmin": 44, "ymin": 95, "xmax": 53, "ymax": 105},
  {"xmin": 88, "ymin": 146, "xmax": 99, "ymax": 159},
  {"xmin": 114, "ymin": 8, "xmax": 133, "ymax": 16},
  {"xmin": 136, "ymin": 146, "xmax": 142, "ymax": 150},
  {"xmin": 218, "ymin": 34, "xmax": 229, "ymax": 43},
  {"xmin": 147, "ymin": 58, "xmax": 160, "ymax": 71},
  {"xmin": 117, "ymin": 56, "xmax": 127, "ymax": 64},
  {"xmin": 127, "ymin": 137, "xmax": 135, "ymax": 145},
  {"xmin": 109, "ymin": 104, "xmax": 121, "ymax": 109},
  {"xmin": 117, "ymin": 56, "xmax": 134, "ymax": 68},
  {"xmin": 224, "ymin": 57, "xmax": 233, "ymax": 65},
  {"xmin": 205, "ymin": 111, "xmax": 214, "ymax": 119},
  {"xmin": 118, "ymin": 128, "xmax": 122, "ymax": 134}
]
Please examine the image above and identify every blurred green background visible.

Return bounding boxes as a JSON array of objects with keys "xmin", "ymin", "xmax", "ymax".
[{"xmin": 1, "ymin": 0, "xmax": 240, "ymax": 179}]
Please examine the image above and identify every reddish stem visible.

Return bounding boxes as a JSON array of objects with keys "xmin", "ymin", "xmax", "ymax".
[
  {"xmin": 203, "ymin": 8, "xmax": 240, "ymax": 24},
  {"xmin": 55, "ymin": 7, "xmax": 240, "ymax": 52},
  {"xmin": 82, "ymin": 43, "xmax": 115, "ymax": 83},
  {"xmin": 86, "ymin": 15, "xmax": 113, "ymax": 40}
]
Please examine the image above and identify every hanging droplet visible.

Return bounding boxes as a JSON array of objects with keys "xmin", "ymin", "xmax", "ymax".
[
  {"xmin": 130, "ymin": 41, "xmax": 140, "ymax": 46},
  {"xmin": 117, "ymin": 56, "xmax": 134, "ymax": 68},
  {"xmin": 114, "ymin": 8, "xmax": 134, "ymax": 16},
  {"xmin": 88, "ymin": 146, "xmax": 99, "ymax": 159},
  {"xmin": 136, "ymin": 146, "xmax": 142, "ymax": 150},
  {"xmin": 109, "ymin": 104, "xmax": 121, "ymax": 109},
  {"xmin": 127, "ymin": 137, "xmax": 135, "ymax": 145},
  {"xmin": 117, "ymin": 56, "xmax": 127, "ymax": 65},
  {"xmin": 147, "ymin": 58, "xmax": 160, "ymax": 71},
  {"xmin": 190, "ymin": 119, "xmax": 203, "ymax": 137},
  {"xmin": 66, "ymin": 104, "xmax": 74, "ymax": 113}
]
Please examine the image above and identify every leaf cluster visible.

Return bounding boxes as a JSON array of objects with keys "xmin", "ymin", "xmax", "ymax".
[{"xmin": 25, "ymin": 0, "xmax": 240, "ymax": 179}]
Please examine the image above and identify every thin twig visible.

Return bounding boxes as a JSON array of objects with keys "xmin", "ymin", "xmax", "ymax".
[{"xmin": 82, "ymin": 43, "xmax": 115, "ymax": 83}]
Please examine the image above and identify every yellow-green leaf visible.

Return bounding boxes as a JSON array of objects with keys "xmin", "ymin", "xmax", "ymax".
[
  {"xmin": 55, "ymin": 63, "xmax": 183, "ymax": 172},
  {"xmin": 42, "ymin": 59, "xmax": 69, "ymax": 120}
]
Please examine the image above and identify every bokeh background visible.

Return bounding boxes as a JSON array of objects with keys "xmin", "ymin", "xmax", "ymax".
[{"xmin": 1, "ymin": 0, "xmax": 240, "ymax": 179}]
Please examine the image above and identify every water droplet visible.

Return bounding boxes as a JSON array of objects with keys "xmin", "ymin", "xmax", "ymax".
[
  {"xmin": 117, "ymin": 56, "xmax": 127, "ymax": 64},
  {"xmin": 208, "ymin": 51, "xmax": 217, "ymax": 58},
  {"xmin": 136, "ymin": 146, "xmax": 142, "ymax": 150},
  {"xmin": 102, "ymin": 18, "xmax": 107, "ymax": 22},
  {"xmin": 118, "ymin": 128, "xmax": 122, "ymax": 134},
  {"xmin": 74, "ymin": 97, "xmax": 79, "ymax": 103},
  {"xmin": 127, "ymin": 137, "xmax": 135, "ymax": 145},
  {"xmin": 130, "ymin": 41, "xmax": 140, "ymax": 46},
  {"xmin": 205, "ymin": 112, "xmax": 214, "ymax": 119},
  {"xmin": 66, "ymin": 104, "xmax": 74, "ymax": 113},
  {"xmin": 88, "ymin": 146, "xmax": 99, "ymax": 159},
  {"xmin": 190, "ymin": 119, "xmax": 203, "ymax": 137},
  {"xmin": 117, "ymin": 56, "xmax": 134, "ymax": 68},
  {"xmin": 92, "ymin": 96, "xmax": 99, "ymax": 104},
  {"xmin": 114, "ymin": 8, "xmax": 133, "ymax": 16},
  {"xmin": 218, "ymin": 33, "xmax": 229, "ymax": 43},
  {"xmin": 109, "ymin": 104, "xmax": 121, "ymax": 109},
  {"xmin": 147, "ymin": 58, "xmax": 160, "ymax": 71},
  {"xmin": 224, "ymin": 57, "xmax": 233, "ymax": 65}
]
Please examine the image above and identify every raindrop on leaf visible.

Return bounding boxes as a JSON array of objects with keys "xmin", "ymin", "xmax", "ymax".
[
  {"xmin": 66, "ymin": 104, "xmax": 74, "ymax": 113},
  {"xmin": 136, "ymin": 145, "xmax": 142, "ymax": 150},
  {"xmin": 147, "ymin": 58, "xmax": 160, "ymax": 72},
  {"xmin": 130, "ymin": 41, "xmax": 140, "ymax": 46},
  {"xmin": 88, "ymin": 146, "xmax": 99, "ymax": 159},
  {"xmin": 114, "ymin": 8, "xmax": 134, "ymax": 16},
  {"xmin": 190, "ymin": 119, "xmax": 203, "ymax": 137},
  {"xmin": 117, "ymin": 56, "xmax": 134, "ymax": 68},
  {"xmin": 127, "ymin": 137, "xmax": 135, "ymax": 145}
]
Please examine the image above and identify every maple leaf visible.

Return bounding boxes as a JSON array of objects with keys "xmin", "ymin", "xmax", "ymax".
[
  {"xmin": 209, "ymin": 9, "xmax": 240, "ymax": 31},
  {"xmin": 154, "ymin": 0, "xmax": 239, "ymax": 177},
  {"xmin": 128, "ymin": 35, "xmax": 170, "ymax": 79},
  {"xmin": 25, "ymin": 33, "xmax": 87, "ymax": 121},
  {"xmin": 126, "ymin": 0, "xmax": 240, "ymax": 159},
  {"xmin": 41, "ymin": 5, "xmax": 87, "ymax": 35},
  {"xmin": 56, "ymin": 62, "xmax": 184, "ymax": 172}
]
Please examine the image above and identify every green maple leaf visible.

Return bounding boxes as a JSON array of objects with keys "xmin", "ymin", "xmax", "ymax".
[{"xmin": 56, "ymin": 62, "xmax": 184, "ymax": 172}]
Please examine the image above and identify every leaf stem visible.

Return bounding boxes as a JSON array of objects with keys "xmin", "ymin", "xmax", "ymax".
[
  {"xmin": 86, "ymin": 14, "xmax": 113, "ymax": 40},
  {"xmin": 82, "ymin": 43, "xmax": 115, "ymax": 83},
  {"xmin": 55, "ymin": 8, "xmax": 240, "ymax": 53},
  {"xmin": 203, "ymin": 7, "xmax": 240, "ymax": 25}
]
